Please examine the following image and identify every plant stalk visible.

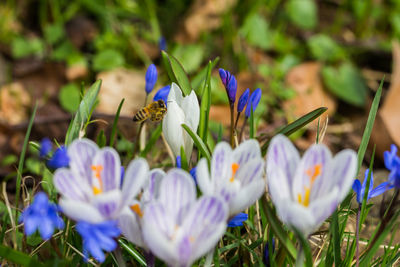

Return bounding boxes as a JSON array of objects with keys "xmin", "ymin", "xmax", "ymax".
[
  {"xmin": 230, "ymin": 104, "xmax": 235, "ymax": 148},
  {"xmin": 356, "ymin": 204, "xmax": 361, "ymax": 267}
]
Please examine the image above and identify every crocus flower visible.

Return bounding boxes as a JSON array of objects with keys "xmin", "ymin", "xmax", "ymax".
[
  {"xmin": 384, "ymin": 144, "xmax": 400, "ymax": 188},
  {"xmin": 219, "ymin": 68, "xmax": 237, "ymax": 105},
  {"xmin": 196, "ymin": 139, "xmax": 265, "ymax": 217},
  {"xmin": 118, "ymin": 169, "xmax": 165, "ymax": 248},
  {"xmin": 162, "ymin": 83, "xmax": 200, "ymax": 161},
  {"xmin": 53, "ymin": 138, "xmax": 148, "ymax": 223},
  {"xmin": 76, "ymin": 220, "xmax": 120, "ymax": 263},
  {"xmin": 237, "ymin": 89, "xmax": 250, "ymax": 113},
  {"xmin": 47, "ymin": 146, "xmax": 69, "ymax": 169},
  {"xmin": 40, "ymin": 138, "xmax": 52, "ymax": 157},
  {"xmin": 227, "ymin": 213, "xmax": 248, "ymax": 227},
  {"xmin": 353, "ymin": 169, "xmax": 393, "ymax": 204},
  {"xmin": 245, "ymin": 88, "xmax": 262, "ymax": 118},
  {"xmin": 19, "ymin": 192, "xmax": 64, "ymax": 240},
  {"xmin": 153, "ymin": 85, "xmax": 171, "ymax": 105},
  {"xmin": 145, "ymin": 64, "xmax": 158, "ymax": 94},
  {"xmin": 142, "ymin": 169, "xmax": 228, "ymax": 267},
  {"xmin": 266, "ymin": 134, "xmax": 357, "ymax": 236}
]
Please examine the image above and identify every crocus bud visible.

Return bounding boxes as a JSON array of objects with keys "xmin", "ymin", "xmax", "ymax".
[
  {"xmin": 219, "ymin": 68, "xmax": 237, "ymax": 105},
  {"xmin": 237, "ymin": 88, "xmax": 250, "ymax": 113},
  {"xmin": 145, "ymin": 64, "xmax": 158, "ymax": 94},
  {"xmin": 153, "ymin": 85, "xmax": 171, "ymax": 105},
  {"xmin": 245, "ymin": 88, "xmax": 262, "ymax": 118}
]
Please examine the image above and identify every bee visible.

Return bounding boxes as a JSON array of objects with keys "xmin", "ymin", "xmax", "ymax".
[{"xmin": 133, "ymin": 99, "xmax": 167, "ymax": 123}]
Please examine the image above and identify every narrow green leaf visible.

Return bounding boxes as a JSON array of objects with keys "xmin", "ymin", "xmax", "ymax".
[
  {"xmin": 139, "ymin": 123, "xmax": 162, "ymax": 157},
  {"xmin": 330, "ymin": 210, "xmax": 342, "ymax": 266},
  {"xmin": 15, "ymin": 103, "xmax": 37, "ymax": 232},
  {"xmin": 260, "ymin": 107, "xmax": 327, "ymax": 155},
  {"xmin": 162, "ymin": 51, "xmax": 192, "ymax": 96},
  {"xmin": 293, "ymin": 228, "xmax": 312, "ymax": 267},
  {"xmin": 199, "ymin": 60, "xmax": 212, "ymax": 144},
  {"xmin": 118, "ymin": 239, "xmax": 146, "ymax": 266},
  {"xmin": 110, "ymin": 98, "xmax": 125, "ymax": 147},
  {"xmin": 0, "ymin": 244, "xmax": 44, "ymax": 267},
  {"xmin": 181, "ymin": 124, "xmax": 211, "ymax": 164},
  {"xmin": 65, "ymin": 80, "xmax": 101, "ymax": 145},
  {"xmin": 249, "ymin": 106, "xmax": 255, "ymax": 139},
  {"xmin": 161, "ymin": 50, "xmax": 177, "ymax": 84},
  {"xmin": 97, "ymin": 130, "xmax": 106, "ymax": 148},
  {"xmin": 180, "ymin": 146, "xmax": 189, "ymax": 170},
  {"xmin": 191, "ymin": 57, "xmax": 220, "ymax": 93}
]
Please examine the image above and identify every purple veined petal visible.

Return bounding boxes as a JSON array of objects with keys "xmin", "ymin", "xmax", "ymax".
[
  {"xmin": 180, "ymin": 196, "xmax": 228, "ymax": 264},
  {"xmin": 370, "ymin": 182, "xmax": 394, "ymax": 199},
  {"xmin": 91, "ymin": 148, "xmax": 121, "ymax": 192},
  {"xmin": 309, "ymin": 187, "xmax": 339, "ymax": 234},
  {"xmin": 53, "ymin": 168, "xmax": 92, "ymax": 201},
  {"xmin": 196, "ymin": 159, "xmax": 213, "ymax": 195},
  {"xmin": 266, "ymin": 134, "xmax": 300, "ymax": 189},
  {"xmin": 121, "ymin": 158, "xmax": 149, "ymax": 205},
  {"xmin": 117, "ymin": 207, "xmax": 145, "ymax": 247},
  {"xmin": 352, "ymin": 179, "xmax": 362, "ymax": 204},
  {"xmin": 267, "ymin": 167, "xmax": 292, "ymax": 204},
  {"xmin": 92, "ymin": 190, "xmax": 123, "ymax": 219},
  {"xmin": 211, "ymin": 142, "xmax": 233, "ymax": 188},
  {"xmin": 292, "ymin": 144, "xmax": 332, "ymax": 203},
  {"xmin": 159, "ymin": 169, "xmax": 196, "ymax": 223},
  {"xmin": 58, "ymin": 198, "xmax": 104, "ymax": 223},
  {"xmin": 142, "ymin": 203, "xmax": 177, "ymax": 265},
  {"xmin": 141, "ymin": 169, "xmax": 165, "ymax": 204},
  {"xmin": 229, "ymin": 178, "xmax": 265, "ymax": 216},
  {"xmin": 233, "ymin": 139, "xmax": 261, "ymax": 166},
  {"xmin": 235, "ymin": 158, "xmax": 264, "ymax": 186},
  {"xmin": 177, "ymin": 236, "xmax": 192, "ymax": 267},
  {"xmin": 68, "ymin": 138, "xmax": 99, "ymax": 186}
]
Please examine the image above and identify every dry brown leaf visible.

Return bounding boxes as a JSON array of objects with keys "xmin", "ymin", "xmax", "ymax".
[
  {"xmin": 0, "ymin": 82, "xmax": 31, "ymax": 125},
  {"xmin": 283, "ymin": 62, "xmax": 337, "ymax": 128},
  {"xmin": 175, "ymin": 0, "xmax": 237, "ymax": 42},
  {"xmin": 66, "ymin": 64, "xmax": 88, "ymax": 81},
  {"xmin": 372, "ymin": 41, "xmax": 400, "ymax": 157},
  {"xmin": 96, "ymin": 68, "xmax": 146, "ymax": 117}
]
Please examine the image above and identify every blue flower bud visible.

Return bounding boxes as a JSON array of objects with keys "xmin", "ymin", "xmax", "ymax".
[
  {"xmin": 153, "ymin": 85, "xmax": 171, "ymax": 105},
  {"xmin": 39, "ymin": 138, "xmax": 52, "ymax": 157},
  {"xmin": 219, "ymin": 68, "xmax": 237, "ymax": 104},
  {"xmin": 176, "ymin": 156, "xmax": 182, "ymax": 168},
  {"xmin": 47, "ymin": 146, "xmax": 69, "ymax": 169},
  {"xmin": 145, "ymin": 64, "xmax": 158, "ymax": 94},
  {"xmin": 245, "ymin": 88, "xmax": 262, "ymax": 118},
  {"xmin": 227, "ymin": 213, "xmax": 248, "ymax": 227},
  {"xmin": 237, "ymin": 88, "xmax": 250, "ymax": 113},
  {"xmin": 159, "ymin": 36, "xmax": 167, "ymax": 51}
]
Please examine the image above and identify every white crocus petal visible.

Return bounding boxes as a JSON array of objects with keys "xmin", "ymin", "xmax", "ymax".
[
  {"xmin": 59, "ymin": 198, "xmax": 104, "ymax": 223},
  {"xmin": 91, "ymin": 148, "xmax": 121, "ymax": 192},
  {"xmin": 330, "ymin": 150, "xmax": 357, "ymax": 201},
  {"xmin": 211, "ymin": 142, "xmax": 233, "ymax": 188},
  {"xmin": 233, "ymin": 139, "xmax": 261, "ymax": 166},
  {"xmin": 67, "ymin": 138, "xmax": 99, "ymax": 185},
  {"xmin": 229, "ymin": 178, "xmax": 265, "ymax": 216},
  {"xmin": 122, "ymin": 158, "xmax": 149, "ymax": 205},
  {"xmin": 54, "ymin": 168, "xmax": 92, "ymax": 201},
  {"xmin": 235, "ymin": 158, "xmax": 264, "ymax": 186},
  {"xmin": 162, "ymin": 83, "xmax": 200, "ymax": 160},
  {"xmin": 118, "ymin": 207, "xmax": 144, "ymax": 247},
  {"xmin": 196, "ymin": 159, "xmax": 213, "ymax": 195},
  {"xmin": 267, "ymin": 167, "xmax": 291, "ymax": 203},
  {"xmin": 141, "ymin": 169, "xmax": 166, "ymax": 204},
  {"xmin": 276, "ymin": 202, "xmax": 316, "ymax": 236},
  {"xmin": 309, "ymin": 187, "xmax": 339, "ymax": 228},
  {"xmin": 92, "ymin": 189, "xmax": 123, "ymax": 219}
]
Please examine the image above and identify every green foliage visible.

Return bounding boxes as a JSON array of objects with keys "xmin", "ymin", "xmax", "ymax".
[
  {"xmin": 286, "ymin": 0, "xmax": 317, "ymax": 30},
  {"xmin": 11, "ymin": 37, "xmax": 44, "ymax": 59},
  {"xmin": 162, "ymin": 51, "xmax": 192, "ymax": 96},
  {"xmin": 43, "ymin": 24, "xmax": 65, "ymax": 45},
  {"xmin": 322, "ymin": 63, "xmax": 368, "ymax": 107},
  {"xmin": 239, "ymin": 13, "xmax": 272, "ymax": 50},
  {"xmin": 308, "ymin": 34, "xmax": 346, "ymax": 62},
  {"xmin": 172, "ymin": 44, "xmax": 205, "ymax": 74},
  {"xmin": 93, "ymin": 49, "xmax": 125, "ymax": 72},
  {"xmin": 59, "ymin": 83, "xmax": 81, "ymax": 113}
]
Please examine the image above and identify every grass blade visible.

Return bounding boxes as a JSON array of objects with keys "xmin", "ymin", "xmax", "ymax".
[
  {"xmin": 181, "ymin": 123, "xmax": 211, "ymax": 164},
  {"xmin": 192, "ymin": 57, "xmax": 220, "ymax": 93},
  {"xmin": 118, "ymin": 239, "xmax": 146, "ymax": 266},
  {"xmin": 110, "ymin": 98, "xmax": 125, "ymax": 147},
  {"xmin": 0, "ymin": 244, "xmax": 44, "ymax": 267},
  {"xmin": 198, "ymin": 60, "xmax": 212, "ymax": 144}
]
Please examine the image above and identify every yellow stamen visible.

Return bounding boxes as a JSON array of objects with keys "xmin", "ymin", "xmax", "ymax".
[
  {"xmin": 130, "ymin": 204, "xmax": 143, "ymax": 218},
  {"xmin": 93, "ymin": 187, "xmax": 102, "ymax": 195},
  {"xmin": 229, "ymin": 163, "xmax": 240, "ymax": 183},
  {"xmin": 91, "ymin": 165, "xmax": 104, "ymax": 194},
  {"xmin": 297, "ymin": 164, "xmax": 322, "ymax": 207}
]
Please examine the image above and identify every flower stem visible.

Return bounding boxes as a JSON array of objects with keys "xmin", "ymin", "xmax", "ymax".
[
  {"xmin": 295, "ymin": 245, "xmax": 304, "ymax": 267},
  {"xmin": 234, "ymin": 112, "xmax": 241, "ymax": 129},
  {"xmin": 356, "ymin": 204, "xmax": 361, "ymax": 267},
  {"xmin": 230, "ymin": 104, "xmax": 235, "ymax": 148},
  {"xmin": 239, "ymin": 117, "xmax": 248, "ymax": 142}
]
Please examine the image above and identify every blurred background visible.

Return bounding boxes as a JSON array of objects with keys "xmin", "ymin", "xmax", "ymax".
[{"xmin": 0, "ymin": 0, "xmax": 399, "ymax": 190}]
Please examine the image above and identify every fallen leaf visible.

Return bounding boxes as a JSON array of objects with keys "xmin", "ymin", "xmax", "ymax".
[
  {"xmin": 0, "ymin": 82, "xmax": 31, "ymax": 125},
  {"xmin": 96, "ymin": 68, "xmax": 147, "ymax": 117}
]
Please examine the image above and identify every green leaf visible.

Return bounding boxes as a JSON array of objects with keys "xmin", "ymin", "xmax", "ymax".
[
  {"xmin": 180, "ymin": 146, "xmax": 189, "ymax": 170},
  {"xmin": 308, "ymin": 34, "xmax": 346, "ymax": 62},
  {"xmin": 59, "ymin": 83, "xmax": 81, "ymax": 113},
  {"xmin": 260, "ymin": 107, "xmax": 327, "ymax": 155},
  {"xmin": 330, "ymin": 210, "xmax": 342, "ymax": 266},
  {"xmin": 110, "ymin": 99, "xmax": 125, "ymax": 147},
  {"xmin": 191, "ymin": 57, "xmax": 220, "ymax": 93},
  {"xmin": 140, "ymin": 124, "xmax": 162, "ymax": 157},
  {"xmin": 322, "ymin": 63, "xmax": 368, "ymax": 107},
  {"xmin": 65, "ymin": 80, "xmax": 101, "ymax": 145},
  {"xmin": 97, "ymin": 130, "xmax": 107, "ymax": 148},
  {"xmin": 199, "ymin": 61, "xmax": 212, "ymax": 145},
  {"xmin": 239, "ymin": 13, "xmax": 272, "ymax": 50},
  {"xmin": 172, "ymin": 44, "xmax": 205, "ymax": 74},
  {"xmin": 162, "ymin": 51, "xmax": 192, "ymax": 96},
  {"xmin": 286, "ymin": 0, "xmax": 317, "ymax": 30},
  {"xmin": 118, "ymin": 239, "xmax": 146, "ymax": 266},
  {"xmin": 161, "ymin": 51, "xmax": 178, "ymax": 84},
  {"xmin": 12, "ymin": 37, "xmax": 44, "ymax": 59},
  {"xmin": 93, "ymin": 49, "xmax": 125, "ymax": 72},
  {"xmin": 0, "ymin": 244, "xmax": 44, "ymax": 266},
  {"xmin": 44, "ymin": 23, "xmax": 65, "ymax": 45},
  {"xmin": 293, "ymin": 228, "xmax": 313, "ymax": 267},
  {"xmin": 181, "ymin": 124, "xmax": 211, "ymax": 164}
]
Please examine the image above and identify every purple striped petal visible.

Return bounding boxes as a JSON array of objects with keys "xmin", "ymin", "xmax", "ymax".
[
  {"xmin": 118, "ymin": 207, "xmax": 144, "ymax": 247},
  {"xmin": 233, "ymin": 139, "xmax": 261, "ymax": 166},
  {"xmin": 92, "ymin": 148, "xmax": 121, "ymax": 192},
  {"xmin": 230, "ymin": 179, "xmax": 265, "ymax": 216},
  {"xmin": 68, "ymin": 139, "xmax": 98, "ymax": 186},
  {"xmin": 196, "ymin": 159, "xmax": 213, "ymax": 195},
  {"xmin": 93, "ymin": 190, "xmax": 122, "ymax": 219},
  {"xmin": 211, "ymin": 142, "xmax": 233, "ymax": 187},
  {"xmin": 121, "ymin": 158, "xmax": 148, "ymax": 205},
  {"xmin": 54, "ymin": 168, "xmax": 92, "ymax": 201},
  {"xmin": 141, "ymin": 169, "xmax": 165, "ymax": 204},
  {"xmin": 235, "ymin": 158, "xmax": 264, "ymax": 186}
]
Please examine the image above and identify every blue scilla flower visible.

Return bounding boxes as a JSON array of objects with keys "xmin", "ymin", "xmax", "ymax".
[
  {"xmin": 145, "ymin": 64, "xmax": 158, "ymax": 94},
  {"xmin": 219, "ymin": 68, "xmax": 237, "ymax": 105},
  {"xmin": 245, "ymin": 88, "xmax": 262, "ymax": 118},
  {"xmin": 159, "ymin": 36, "xmax": 167, "ymax": 51},
  {"xmin": 237, "ymin": 89, "xmax": 250, "ymax": 113},
  {"xmin": 153, "ymin": 85, "xmax": 171, "ymax": 105},
  {"xmin": 189, "ymin": 167, "xmax": 197, "ymax": 184},
  {"xmin": 39, "ymin": 138, "xmax": 52, "ymax": 157},
  {"xmin": 76, "ymin": 220, "xmax": 121, "ymax": 263},
  {"xmin": 19, "ymin": 192, "xmax": 64, "ymax": 240},
  {"xmin": 384, "ymin": 144, "xmax": 400, "ymax": 188},
  {"xmin": 176, "ymin": 156, "xmax": 182, "ymax": 168},
  {"xmin": 227, "ymin": 213, "xmax": 248, "ymax": 227},
  {"xmin": 47, "ymin": 145, "xmax": 69, "ymax": 169},
  {"xmin": 264, "ymin": 238, "xmax": 275, "ymax": 267},
  {"xmin": 352, "ymin": 169, "xmax": 393, "ymax": 204}
]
